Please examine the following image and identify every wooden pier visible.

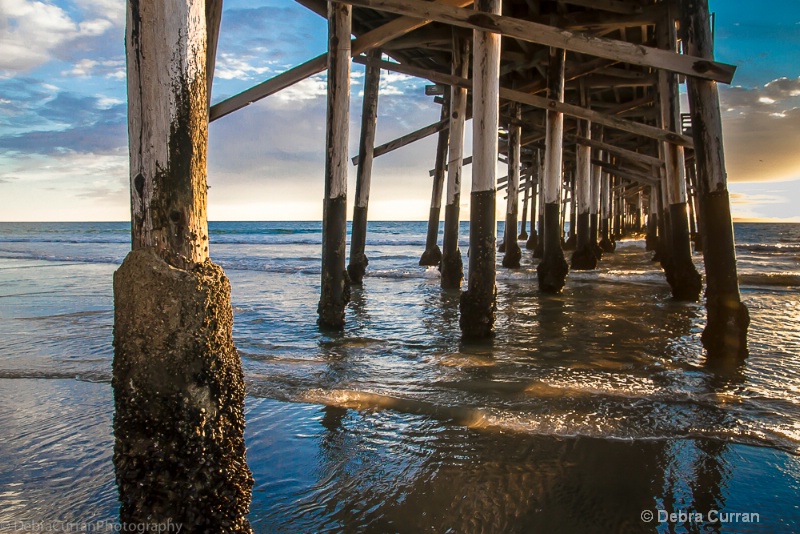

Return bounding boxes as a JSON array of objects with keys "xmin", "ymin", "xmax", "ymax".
[{"xmin": 116, "ymin": 0, "xmax": 749, "ymax": 524}]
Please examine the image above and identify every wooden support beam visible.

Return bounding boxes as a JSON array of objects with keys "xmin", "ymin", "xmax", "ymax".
[
  {"xmin": 657, "ymin": 5, "xmax": 701, "ymax": 302},
  {"xmin": 528, "ymin": 7, "xmax": 663, "ymax": 33},
  {"xmin": 538, "ymin": 47, "xmax": 569, "ymax": 293},
  {"xmin": 353, "ymin": 117, "xmax": 448, "ymax": 165},
  {"xmin": 209, "ymin": 0, "xmax": 475, "ymax": 121},
  {"xmin": 501, "ymin": 102, "xmax": 522, "ymax": 268},
  {"xmin": 318, "ymin": 2, "xmax": 352, "ymax": 329},
  {"xmin": 558, "ymin": 0, "xmax": 642, "ymax": 15},
  {"xmin": 206, "ymin": 0, "xmax": 223, "ymax": 106},
  {"xmin": 460, "ymin": 0, "xmax": 500, "ymax": 338},
  {"xmin": 441, "ymin": 30, "xmax": 469, "ymax": 289},
  {"xmin": 566, "ymin": 133, "xmax": 664, "ymax": 169},
  {"xmin": 347, "ymin": 48, "xmax": 381, "ymax": 283},
  {"xmin": 357, "ymin": 55, "xmax": 693, "ymax": 147},
  {"xmin": 503, "ymin": 87, "xmax": 693, "ymax": 147},
  {"xmin": 333, "ymin": 0, "xmax": 736, "ymax": 83},
  {"xmin": 592, "ymin": 158, "xmax": 659, "ymax": 186},
  {"xmin": 681, "ymin": 0, "xmax": 748, "ymax": 357},
  {"xmin": 118, "ymin": 0, "xmax": 252, "ymax": 527},
  {"xmin": 420, "ymin": 92, "xmax": 451, "ymax": 266}
]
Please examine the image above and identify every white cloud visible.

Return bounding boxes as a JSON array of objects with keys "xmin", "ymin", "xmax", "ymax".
[
  {"xmin": 273, "ymin": 74, "xmax": 328, "ymax": 104},
  {"xmin": 0, "ymin": 0, "xmax": 115, "ymax": 74},
  {"xmin": 63, "ymin": 58, "xmax": 125, "ymax": 79},
  {"xmin": 73, "ymin": 0, "xmax": 124, "ymax": 27},
  {"xmin": 214, "ymin": 53, "xmax": 275, "ymax": 81}
]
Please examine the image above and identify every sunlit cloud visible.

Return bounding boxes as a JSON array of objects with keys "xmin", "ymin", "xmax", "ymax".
[
  {"xmin": 711, "ymin": 77, "xmax": 800, "ymax": 183},
  {"xmin": 214, "ymin": 53, "xmax": 275, "ymax": 81},
  {"xmin": 63, "ymin": 58, "xmax": 125, "ymax": 79},
  {"xmin": 0, "ymin": 0, "xmax": 115, "ymax": 74}
]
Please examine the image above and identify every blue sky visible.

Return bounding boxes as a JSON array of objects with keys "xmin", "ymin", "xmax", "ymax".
[{"xmin": 0, "ymin": 0, "xmax": 799, "ymax": 221}]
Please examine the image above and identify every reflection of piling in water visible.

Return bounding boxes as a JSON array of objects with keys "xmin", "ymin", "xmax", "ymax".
[{"xmin": 117, "ymin": 0, "xmax": 252, "ymax": 527}]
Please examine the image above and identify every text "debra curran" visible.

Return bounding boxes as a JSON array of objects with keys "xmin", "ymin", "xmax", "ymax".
[{"xmin": 641, "ymin": 509, "xmax": 761, "ymax": 524}]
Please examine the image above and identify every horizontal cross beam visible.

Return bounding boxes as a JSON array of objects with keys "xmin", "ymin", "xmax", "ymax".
[
  {"xmin": 209, "ymin": 0, "xmax": 475, "ymax": 121},
  {"xmin": 333, "ymin": 0, "xmax": 735, "ymax": 83},
  {"xmin": 359, "ymin": 56, "xmax": 693, "ymax": 147}
]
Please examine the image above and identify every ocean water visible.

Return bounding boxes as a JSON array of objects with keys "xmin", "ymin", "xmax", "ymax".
[{"xmin": 0, "ymin": 221, "xmax": 798, "ymax": 532}]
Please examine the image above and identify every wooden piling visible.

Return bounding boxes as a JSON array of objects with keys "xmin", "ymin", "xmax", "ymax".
[
  {"xmin": 570, "ymin": 118, "xmax": 596, "ymax": 270},
  {"xmin": 116, "ymin": 0, "xmax": 252, "ymax": 528},
  {"xmin": 537, "ymin": 47, "xmax": 569, "ymax": 293},
  {"xmin": 502, "ymin": 103, "xmax": 523, "ymax": 268},
  {"xmin": 318, "ymin": 2, "xmax": 352, "ymax": 328},
  {"xmin": 526, "ymin": 178, "xmax": 540, "ymax": 250},
  {"xmin": 645, "ymin": 185, "xmax": 659, "ymax": 251},
  {"xmin": 441, "ymin": 32, "xmax": 469, "ymax": 289},
  {"xmin": 518, "ymin": 177, "xmax": 530, "ymax": 240},
  {"xmin": 681, "ymin": 0, "xmax": 749, "ymax": 358},
  {"xmin": 420, "ymin": 93, "xmax": 451, "ymax": 266},
  {"xmin": 532, "ymin": 153, "xmax": 545, "ymax": 256},
  {"xmin": 589, "ymin": 142, "xmax": 603, "ymax": 259},
  {"xmin": 348, "ymin": 49, "xmax": 381, "ymax": 284},
  {"xmin": 598, "ymin": 154, "xmax": 616, "ymax": 253},
  {"xmin": 658, "ymin": 7, "xmax": 702, "ymax": 301},
  {"xmin": 460, "ymin": 0, "xmax": 500, "ymax": 338}
]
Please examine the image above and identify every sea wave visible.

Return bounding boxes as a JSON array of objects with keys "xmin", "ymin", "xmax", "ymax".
[
  {"xmin": 739, "ymin": 272, "xmax": 800, "ymax": 287},
  {"xmin": 246, "ymin": 385, "xmax": 800, "ymax": 455},
  {"xmin": 737, "ymin": 243, "xmax": 800, "ymax": 254}
]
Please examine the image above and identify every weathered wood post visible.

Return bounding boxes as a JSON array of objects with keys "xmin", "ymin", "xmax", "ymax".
[
  {"xmin": 658, "ymin": 8, "xmax": 702, "ymax": 301},
  {"xmin": 563, "ymin": 169, "xmax": 577, "ymax": 251},
  {"xmin": 536, "ymin": 47, "xmax": 569, "ymax": 292},
  {"xmin": 588, "ymin": 145, "xmax": 603, "ymax": 258},
  {"xmin": 681, "ymin": 0, "xmax": 749, "ymax": 357},
  {"xmin": 318, "ymin": 1, "xmax": 352, "ymax": 328},
  {"xmin": 420, "ymin": 93, "xmax": 451, "ymax": 266},
  {"xmin": 460, "ymin": 0, "xmax": 500, "ymax": 337},
  {"xmin": 571, "ymin": 118, "xmax": 596, "ymax": 270},
  {"xmin": 638, "ymin": 190, "xmax": 645, "ymax": 230},
  {"xmin": 654, "ymin": 175, "xmax": 670, "ymax": 264},
  {"xmin": 502, "ymin": 102, "xmax": 522, "ymax": 268},
  {"xmin": 598, "ymin": 154, "xmax": 615, "ymax": 253},
  {"xmin": 686, "ymin": 160, "xmax": 703, "ymax": 251},
  {"xmin": 645, "ymin": 185, "xmax": 659, "ymax": 251},
  {"xmin": 115, "ymin": 0, "xmax": 253, "ymax": 528},
  {"xmin": 441, "ymin": 32, "xmax": 469, "ymax": 289},
  {"xmin": 532, "ymin": 152, "xmax": 545, "ymax": 256},
  {"xmin": 348, "ymin": 49, "xmax": 381, "ymax": 284},
  {"xmin": 518, "ymin": 176, "xmax": 530, "ymax": 240}
]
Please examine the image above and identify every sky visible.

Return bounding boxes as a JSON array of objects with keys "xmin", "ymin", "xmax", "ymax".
[{"xmin": 0, "ymin": 0, "xmax": 799, "ymax": 222}]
